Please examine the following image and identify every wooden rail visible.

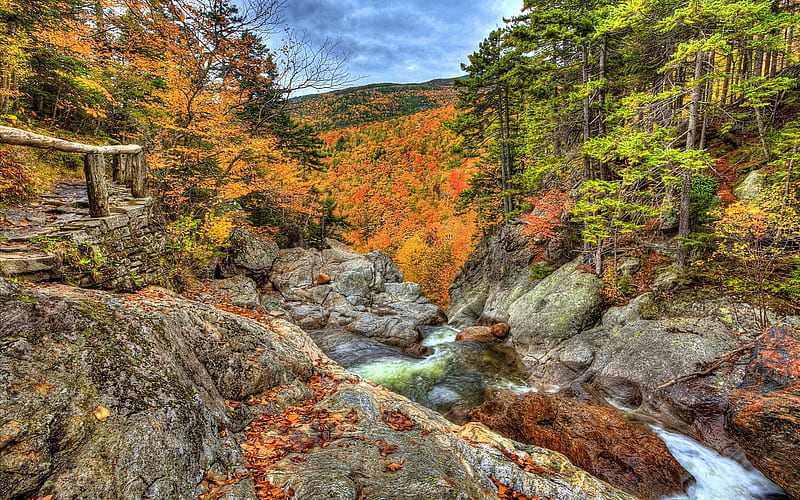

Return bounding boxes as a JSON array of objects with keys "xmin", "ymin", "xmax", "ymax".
[{"xmin": 0, "ymin": 126, "xmax": 147, "ymax": 217}]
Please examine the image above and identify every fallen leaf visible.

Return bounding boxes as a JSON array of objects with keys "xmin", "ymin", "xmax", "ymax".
[
  {"xmin": 93, "ymin": 405, "xmax": 110, "ymax": 422},
  {"xmin": 385, "ymin": 459, "xmax": 404, "ymax": 472}
]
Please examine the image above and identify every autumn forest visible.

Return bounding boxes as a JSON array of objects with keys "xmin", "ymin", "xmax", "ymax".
[{"xmin": 3, "ymin": 0, "xmax": 800, "ymax": 310}]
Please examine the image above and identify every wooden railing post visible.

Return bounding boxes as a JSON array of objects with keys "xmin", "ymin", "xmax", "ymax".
[
  {"xmin": 112, "ymin": 153, "xmax": 131, "ymax": 184},
  {"xmin": 130, "ymin": 151, "xmax": 148, "ymax": 198},
  {"xmin": 84, "ymin": 153, "xmax": 110, "ymax": 217}
]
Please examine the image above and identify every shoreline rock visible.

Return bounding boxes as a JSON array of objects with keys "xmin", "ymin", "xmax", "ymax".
[
  {"xmin": 469, "ymin": 391, "xmax": 693, "ymax": 500},
  {"xmin": 726, "ymin": 328, "xmax": 800, "ymax": 498}
]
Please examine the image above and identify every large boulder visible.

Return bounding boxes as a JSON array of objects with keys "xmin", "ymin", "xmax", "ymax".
[
  {"xmin": 365, "ymin": 250, "xmax": 403, "ymax": 283},
  {"xmin": 0, "ymin": 279, "xmax": 635, "ymax": 500},
  {"xmin": 219, "ymin": 227, "xmax": 279, "ymax": 278},
  {"xmin": 269, "ymin": 247, "xmax": 323, "ymax": 301},
  {"xmin": 734, "ymin": 168, "xmax": 766, "ymax": 202},
  {"xmin": 507, "ymin": 258, "xmax": 604, "ymax": 365},
  {"xmin": 726, "ymin": 328, "xmax": 800, "ymax": 498},
  {"xmin": 533, "ymin": 290, "xmax": 769, "ymax": 457},
  {"xmin": 469, "ymin": 391, "xmax": 692, "ymax": 500}
]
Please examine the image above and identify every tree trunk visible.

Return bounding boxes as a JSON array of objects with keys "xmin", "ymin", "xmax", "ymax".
[
  {"xmin": 84, "ymin": 154, "xmax": 110, "ymax": 217},
  {"xmin": 112, "ymin": 154, "xmax": 130, "ymax": 183},
  {"xmin": 677, "ymin": 50, "xmax": 705, "ymax": 269},
  {"xmin": 497, "ymin": 84, "xmax": 513, "ymax": 214},
  {"xmin": 598, "ymin": 35, "xmax": 611, "ymax": 181},
  {"xmin": 722, "ymin": 53, "xmax": 733, "ymax": 105},
  {"xmin": 581, "ymin": 43, "xmax": 592, "ymax": 180}
]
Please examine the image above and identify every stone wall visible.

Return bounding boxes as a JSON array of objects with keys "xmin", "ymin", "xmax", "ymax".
[{"xmin": 0, "ymin": 197, "xmax": 163, "ymax": 291}]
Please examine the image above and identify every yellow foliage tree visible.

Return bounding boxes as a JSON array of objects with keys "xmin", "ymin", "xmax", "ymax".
[{"xmin": 714, "ymin": 190, "xmax": 800, "ymax": 327}]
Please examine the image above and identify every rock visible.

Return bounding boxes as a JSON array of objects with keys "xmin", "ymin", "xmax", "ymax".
[
  {"xmin": 0, "ymin": 279, "xmax": 636, "ymax": 500},
  {"xmin": 535, "ymin": 309, "xmax": 747, "ymax": 456},
  {"xmin": 507, "ymin": 258, "xmax": 604, "ymax": 365},
  {"xmin": 447, "ymin": 224, "xmax": 537, "ymax": 327},
  {"xmin": 209, "ymin": 275, "xmax": 262, "ymax": 309},
  {"xmin": 601, "ymin": 293, "xmax": 649, "ymax": 330},
  {"xmin": 383, "ymin": 282, "xmax": 425, "ymax": 302},
  {"xmin": 616, "ymin": 257, "xmax": 641, "ymax": 277},
  {"xmin": 289, "ymin": 303, "xmax": 329, "ymax": 330},
  {"xmin": 376, "ymin": 301, "xmax": 446, "ymax": 325},
  {"xmin": 344, "ymin": 313, "xmax": 421, "ymax": 347},
  {"xmin": 652, "ymin": 270, "xmax": 678, "ymax": 292},
  {"xmin": 365, "ymin": 250, "xmax": 403, "ymax": 283},
  {"xmin": 332, "ymin": 269, "xmax": 373, "ymax": 305},
  {"xmin": 220, "ymin": 228, "xmax": 279, "ymax": 278},
  {"xmin": 270, "ymin": 248, "xmax": 323, "ymax": 300},
  {"xmin": 325, "ymin": 238, "xmax": 359, "ymax": 255},
  {"xmin": 734, "ymin": 168, "xmax": 766, "ymax": 202},
  {"xmin": 491, "ymin": 322, "xmax": 510, "ymax": 338},
  {"xmin": 266, "ymin": 246, "xmax": 444, "ymax": 349},
  {"xmin": 726, "ymin": 328, "xmax": 800, "ymax": 498},
  {"xmin": 469, "ymin": 391, "xmax": 692, "ymax": 500},
  {"xmin": 591, "ymin": 318, "xmax": 740, "ymax": 404},
  {"xmin": 456, "ymin": 326, "xmax": 496, "ymax": 342}
]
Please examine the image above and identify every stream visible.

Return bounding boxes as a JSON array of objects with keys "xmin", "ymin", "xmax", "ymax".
[{"xmin": 310, "ymin": 325, "xmax": 788, "ymax": 500}]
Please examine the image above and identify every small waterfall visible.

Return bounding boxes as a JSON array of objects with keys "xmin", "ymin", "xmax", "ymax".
[{"xmin": 655, "ymin": 428, "xmax": 787, "ymax": 500}]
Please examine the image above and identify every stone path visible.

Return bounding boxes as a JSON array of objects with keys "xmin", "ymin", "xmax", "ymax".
[{"xmin": 0, "ymin": 179, "xmax": 145, "ymax": 281}]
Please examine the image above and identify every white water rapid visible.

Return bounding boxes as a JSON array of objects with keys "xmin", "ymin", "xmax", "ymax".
[{"xmin": 655, "ymin": 428, "xmax": 786, "ymax": 500}]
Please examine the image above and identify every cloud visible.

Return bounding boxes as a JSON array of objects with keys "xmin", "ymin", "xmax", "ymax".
[{"xmin": 279, "ymin": 0, "xmax": 523, "ymax": 90}]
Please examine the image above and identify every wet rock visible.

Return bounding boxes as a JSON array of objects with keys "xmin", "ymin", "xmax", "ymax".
[
  {"xmin": 456, "ymin": 326, "xmax": 495, "ymax": 342},
  {"xmin": 469, "ymin": 391, "xmax": 692, "ymax": 500},
  {"xmin": 220, "ymin": 228, "xmax": 279, "ymax": 278},
  {"xmin": 726, "ymin": 328, "xmax": 800, "ymax": 498},
  {"xmin": 345, "ymin": 313, "xmax": 421, "ymax": 347},
  {"xmin": 0, "ymin": 279, "xmax": 635, "ymax": 500},
  {"xmin": 376, "ymin": 301, "xmax": 446, "ymax": 325}
]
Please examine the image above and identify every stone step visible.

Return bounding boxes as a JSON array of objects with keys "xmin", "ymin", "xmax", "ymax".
[
  {"xmin": 0, "ymin": 252, "xmax": 59, "ymax": 277},
  {"xmin": 0, "ymin": 244, "xmax": 32, "ymax": 253}
]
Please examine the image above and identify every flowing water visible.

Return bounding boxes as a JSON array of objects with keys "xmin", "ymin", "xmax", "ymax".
[
  {"xmin": 655, "ymin": 428, "xmax": 787, "ymax": 500},
  {"xmin": 311, "ymin": 324, "xmax": 788, "ymax": 500}
]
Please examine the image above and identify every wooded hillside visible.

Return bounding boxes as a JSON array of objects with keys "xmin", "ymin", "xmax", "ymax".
[
  {"xmin": 450, "ymin": 0, "xmax": 800, "ymax": 313},
  {"xmin": 291, "ymin": 79, "xmax": 456, "ymax": 131}
]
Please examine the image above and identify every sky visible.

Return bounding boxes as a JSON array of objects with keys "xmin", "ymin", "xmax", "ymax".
[{"xmin": 279, "ymin": 0, "xmax": 523, "ymax": 93}]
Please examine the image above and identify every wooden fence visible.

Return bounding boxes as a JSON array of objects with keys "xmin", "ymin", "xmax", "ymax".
[{"xmin": 0, "ymin": 126, "xmax": 147, "ymax": 217}]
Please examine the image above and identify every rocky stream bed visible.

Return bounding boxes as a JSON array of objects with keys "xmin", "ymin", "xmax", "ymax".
[{"xmin": 2, "ymin": 226, "xmax": 799, "ymax": 499}]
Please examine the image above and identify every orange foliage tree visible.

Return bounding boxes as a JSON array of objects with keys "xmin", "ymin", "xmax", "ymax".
[{"xmin": 8, "ymin": 0, "xmax": 345, "ymax": 229}]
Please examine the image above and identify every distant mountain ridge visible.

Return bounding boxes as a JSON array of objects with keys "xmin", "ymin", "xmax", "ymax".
[{"xmin": 290, "ymin": 78, "xmax": 457, "ymax": 130}]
